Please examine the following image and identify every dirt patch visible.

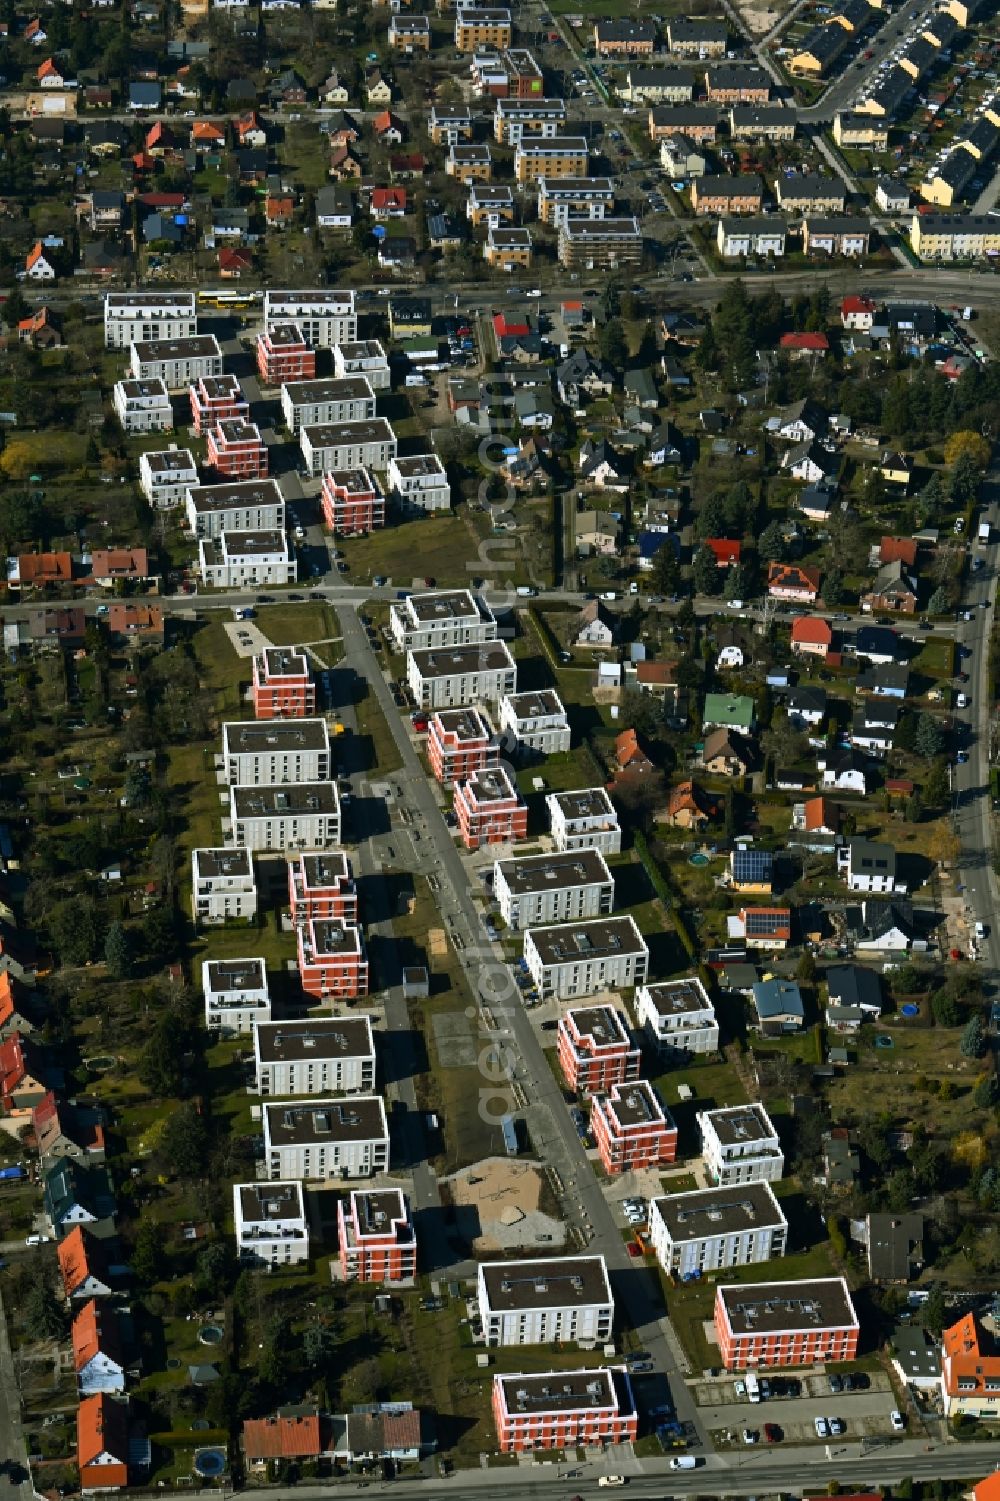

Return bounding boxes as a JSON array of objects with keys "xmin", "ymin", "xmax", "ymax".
[
  {"xmin": 444, "ymin": 1156, "xmax": 567, "ymax": 1254},
  {"xmin": 428, "ymin": 927, "xmax": 448, "ymax": 957},
  {"xmin": 738, "ymin": 3, "xmax": 784, "ymax": 31}
]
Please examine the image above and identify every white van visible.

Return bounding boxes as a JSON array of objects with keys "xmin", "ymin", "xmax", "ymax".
[
  {"xmin": 669, "ymin": 1455, "xmax": 697, "ymax": 1470},
  {"xmin": 745, "ymin": 1372, "xmax": 761, "ymax": 1403}
]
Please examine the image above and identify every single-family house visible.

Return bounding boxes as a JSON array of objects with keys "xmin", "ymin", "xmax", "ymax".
[
  {"xmin": 662, "ymin": 779, "xmax": 715, "ymax": 829},
  {"xmin": 861, "ymin": 560, "xmax": 917, "ymax": 615},
  {"xmin": 790, "ymin": 615, "xmax": 833, "ymax": 659},
  {"xmin": 752, "ymin": 977, "xmax": 804, "ymax": 1034},
  {"xmin": 768, "ymin": 562, "xmax": 820, "ymax": 603},
  {"xmin": 701, "ymin": 727, "xmax": 755, "ymax": 776},
  {"xmin": 575, "ymin": 599, "xmax": 617, "ymax": 647}
]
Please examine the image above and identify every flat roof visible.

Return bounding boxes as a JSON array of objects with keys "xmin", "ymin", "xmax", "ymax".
[
  {"xmin": 392, "ymin": 454, "xmax": 447, "ymax": 479},
  {"xmin": 302, "ymin": 417, "xmax": 396, "ymax": 447},
  {"xmin": 204, "ymin": 956, "xmax": 267, "ymax": 992},
  {"xmin": 232, "ymin": 782, "xmax": 340, "ymax": 817},
  {"xmin": 264, "ymin": 1097, "xmax": 387, "ymax": 1146},
  {"xmin": 143, "ymin": 448, "xmax": 197, "ymax": 475},
  {"xmin": 550, "ymin": 787, "xmax": 616, "ymax": 821},
  {"xmin": 223, "ymin": 719, "xmax": 329, "ymax": 755},
  {"xmin": 404, "ymin": 589, "xmax": 479, "ymax": 623},
  {"xmin": 336, "ymin": 341, "xmax": 388, "ymax": 362},
  {"xmin": 702, "ymin": 1103, "xmax": 779, "ymax": 1147},
  {"xmin": 516, "ymin": 135, "xmax": 589, "ymax": 152},
  {"xmin": 283, "ymin": 377, "xmax": 375, "ymax": 404},
  {"xmin": 409, "ymin": 643, "xmax": 514, "ymax": 676},
  {"xmin": 106, "ymin": 291, "xmax": 195, "ymax": 309},
  {"xmin": 497, "ymin": 1369, "xmax": 631, "ymax": 1415},
  {"xmin": 564, "ymin": 1003, "xmax": 631, "ymax": 1047},
  {"xmin": 214, "ymin": 419, "xmax": 261, "ymax": 444},
  {"xmin": 640, "ymin": 977, "xmax": 712, "ymax": 1017},
  {"xmin": 188, "ymin": 477, "xmax": 284, "ymax": 512},
  {"xmin": 133, "ymin": 335, "xmax": 221, "ymax": 361},
  {"xmin": 299, "ymin": 851, "xmax": 351, "ymax": 888},
  {"xmin": 196, "ymin": 374, "xmax": 243, "ymax": 398},
  {"xmin": 527, "ymin": 916, "xmax": 645, "ymax": 967},
  {"xmin": 718, "ymin": 1277, "xmax": 858, "ymax": 1335},
  {"xmin": 562, "ymin": 217, "xmax": 641, "ymax": 240},
  {"xmin": 480, "ymin": 1255, "xmax": 611, "ymax": 1312},
  {"xmin": 603, "ymin": 1080, "xmax": 667, "ymax": 1128},
  {"xmin": 238, "ymin": 1181, "xmax": 305, "ymax": 1223},
  {"xmin": 504, "ymin": 689, "xmax": 566, "ymax": 720},
  {"xmin": 302, "ymin": 919, "xmax": 363, "ymax": 956},
  {"xmin": 218, "ymin": 529, "xmax": 288, "ymax": 556},
  {"xmin": 540, "ymin": 176, "xmax": 615, "ymax": 195},
  {"xmin": 118, "ymin": 378, "xmax": 170, "ymax": 400},
  {"xmin": 434, "ymin": 706, "xmax": 494, "ymax": 741},
  {"xmin": 497, "ymin": 848, "xmax": 612, "ymax": 895},
  {"xmin": 349, "ymin": 1188, "xmax": 409, "ymax": 1237},
  {"xmin": 266, "ymin": 289, "xmax": 355, "ymax": 308},
  {"xmin": 264, "ymin": 321, "xmax": 308, "ymax": 347},
  {"xmin": 261, "ymin": 647, "xmax": 310, "ymax": 678},
  {"xmin": 463, "ymin": 766, "xmax": 517, "ymax": 803},
  {"xmin": 255, "ymin": 1017, "xmax": 373, "ymax": 1064},
  {"xmin": 193, "ymin": 847, "xmax": 253, "ymax": 880},
  {"xmin": 653, "ymin": 1181, "xmax": 785, "ymax": 1242}
]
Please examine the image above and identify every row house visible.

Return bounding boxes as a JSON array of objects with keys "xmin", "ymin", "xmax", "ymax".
[
  {"xmin": 234, "ymin": 1180, "xmax": 309, "ymax": 1266},
  {"xmin": 113, "ymin": 377, "xmax": 172, "ymax": 434},
  {"xmin": 833, "ymin": 111, "xmax": 889, "ymax": 149},
  {"xmin": 558, "ymin": 217, "xmax": 642, "ymax": 269},
  {"xmin": 300, "ymin": 418, "xmax": 397, "ymax": 477},
  {"xmin": 262, "ymin": 1096, "xmax": 389, "ymax": 1180},
  {"xmin": 454, "ymin": 765, "xmax": 528, "ymax": 850},
  {"xmin": 254, "ymin": 1016, "xmax": 374, "ymax": 1096},
  {"xmin": 910, "ymin": 210, "xmax": 1000, "ymax": 260},
  {"xmin": 334, "ymin": 340, "xmax": 391, "ymax": 390},
  {"xmin": 668, "ymin": 18, "xmax": 727, "ymax": 54},
  {"xmin": 776, "ymin": 172, "xmax": 846, "ymax": 214},
  {"xmin": 537, "ymin": 177, "xmax": 615, "ymax": 227},
  {"xmin": 390, "ymin": 589, "xmax": 495, "ymax": 653},
  {"xmin": 803, "ymin": 216, "xmax": 871, "ymax": 256},
  {"xmin": 138, "ymin": 445, "xmax": 198, "ymax": 508},
  {"xmin": 648, "ymin": 104, "xmax": 719, "ymax": 141},
  {"xmin": 190, "ymin": 373, "xmax": 249, "ymax": 435},
  {"xmin": 547, "ymin": 787, "xmax": 621, "ymax": 854},
  {"xmin": 129, "ymin": 335, "xmax": 223, "ymax": 391},
  {"xmin": 494, "ymin": 97, "xmax": 566, "ymax": 144},
  {"xmin": 478, "ymin": 1254, "xmax": 613, "ymax": 1347},
  {"xmin": 77, "ymin": 1392, "xmax": 130, "ymax": 1494},
  {"xmin": 447, "ymin": 143, "xmax": 494, "ymax": 183},
  {"xmin": 257, "ymin": 322, "xmax": 316, "ymax": 386},
  {"xmin": 730, "ymin": 105, "xmax": 796, "ymax": 142},
  {"xmin": 103, "ymin": 289, "xmax": 196, "ymax": 348},
  {"xmin": 704, "ymin": 64, "xmax": 771, "ymax": 102},
  {"xmin": 281, "ymin": 376, "xmax": 376, "ymax": 433},
  {"xmin": 221, "ymin": 717, "xmax": 331, "ymax": 785},
  {"xmin": 203, "ymin": 956, "xmax": 271, "ymax": 1035},
  {"xmin": 296, "ymin": 919, "xmax": 369, "ymax": 999},
  {"xmin": 321, "ymin": 468, "xmax": 386, "ymax": 534},
  {"xmin": 514, "ymin": 137, "xmax": 589, "ymax": 183},
  {"xmin": 691, "ymin": 174, "xmax": 763, "ymax": 216},
  {"xmin": 495, "ymin": 848, "xmax": 614, "ymax": 932},
  {"xmin": 492, "ymin": 1368, "xmax": 636, "ymax": 1454},
  {"xmin": 556, "ymin": 1002, "xmax": 638, "ymax": 1095},
  {"xmin": 191, "ymin": 847, "xmax": 258, "ymax": 924},
  {"xmin": 485, "ymin": 227, "xmax": 533, "ymax": 270},
  {"xmin": 714, "ymin": 1277, "xmax": 860, "ymax": 1369},
  {"xmin": 337, "ymin": 1188, "xmax": 416, "ymax": 1282},
  {"xmin": 252, "ymin": 646, "xmax": 315, "ymax": 720},
  {"xmin": 263, "ymin": 289, "xmax": 358, "ymax": 348},
  {"xmin": 624, "ymin": 66, "xmax": 695, "ymax": 102},
  {"xmin": 635, "ymin": 976, "xmax": 719, "ymax": 1056},
  {"xmin": 498, "ymin": 689, "xmax": 571, "ymax": 756},
  {"xmin": 699, "ymin": 1103, "xmax": 784, "ymax": 1186},
  {"xmin": 524, "ymin": 915, "xmax": 648, "ymax": 1001},
  {"xmin": 717, "ymin": 215, "xmax": 786, "ymax": 258},
  {"xmin": 406, "ymin": 642, "xmax": 516, "ymax": 709},
  {"xmin": 468, "ymin": 183, "xmax": 517, "ymax": 227},
  {"xmin": 590, "ymin": 1079, "xmax": 677, "ymax": 1176},
  {"xmin": 229, "ymin": 781, "xmax": 341, "ymax": 852},
  {"xmin": 59, "ymin": 1227, "xmax": 113, "ymax": 1302},
  {"xmin": 455, "ymin": 7, "xmax": 512, "ymax": 50},
  {"xmin": 288, "ymin": 852, "xmax": 358, "ymax": 925},
  {"xmin": 72, "ymin": 1300, "xmax": 126, "ymax": 1396},
  {"xmin": 649, "ymin": 1181, "xmax": 787, "ymax": 1278},
  {"xmin": 428, "ymin": 706, "xmax": 499, "ymax": 784},
  {"xmin": 594, "ymin": 18, "xmax": 656, "ymax": 54},
  {"xmin": 207, "ymin": 419, "xmax": 268, "ymax": 479}
]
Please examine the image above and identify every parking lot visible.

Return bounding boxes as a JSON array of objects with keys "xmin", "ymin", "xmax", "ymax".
[{"xmin": 693, "ymin": 1367, "xmax": 903, "ymax": 1445}]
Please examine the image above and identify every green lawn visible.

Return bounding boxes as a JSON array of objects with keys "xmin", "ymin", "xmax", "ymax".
[
  {"xmin": 337, "ymin": 514, "xmax": 482, "ymax": 588},
  {"xmin": 911, "ymin": 634, "xmax": 955, "ymax": 679},
  {"xmin": 256, "ymin": 601, "xmax": 340, "ymax": 646}
]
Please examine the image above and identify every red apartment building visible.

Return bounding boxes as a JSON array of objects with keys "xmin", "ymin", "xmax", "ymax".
[
  {"xmin": 337, "ymin": 1188, "xmax": 416, "ymax": 1282},
  {"xmin": 256, "ymin": 322, "xmax": 317, "ymax": 386},
  {"xmin": 252, "ymin": 647, "xmax": 315, "ymax": 719},
  {"xmin": 296, "ymin": 919, "xmax": 369, "ymax": 1000},
  {"xmin": 288, "ymin": 851, "xmax": 358, "ymax": 925},
  {"xmin": 713, "ymin": 1277, "xmax": 860, "ymax": 1370},
  {"xmin": 492, "ymin": 1368, "xmax": 637, "ymax": 1454},
  {"xmin": 189, "ymin": 373, "xmax": 249, "ymax": 435},
  {"xmin": 590, "ymin": 1079, "xmax": 677, "ymax": 1176},
  {"xmin": 454, "ymin": 766, "xmax": 528, "ymax": 851},
  {"xmin": 321, "ymin": 468, "xmax": 386, "ymax": 535},
  {"xmin": 556, "ymin": 1003, "xmax": 640, "ymax": 1095},
  {"xmin": 428, "ymin": 707, "xmax": 499, "ymax": 784},
  {"xmin": 206, "ymin": 419, "xmax": 269, "ymax": 479}
]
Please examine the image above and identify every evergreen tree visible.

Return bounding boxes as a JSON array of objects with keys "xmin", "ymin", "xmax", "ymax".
[
  {"xmin": 758, "ymin": 520, "xmax": 785, "ymax": 562},
  {"xmin": 693, "ymin": 545, "xmax": 721, "ymax": 596},
  {"xmin": 914, "ymin": 713, "xmax": 944, "ymax": 760},
  {"xmin": 961, "ymin": 1015, "xmax": 987, "ymax": 1059},
  {"xmin": 927, "ymin": 585, "xmax": 949, "ymax": 614},
  {"xmin": 949, "ymin": 450, "xmax": 981, "ymax": 507},
  {"xmin": 104, "ymin": 920, "xmax": 132, "ymax": 980}
]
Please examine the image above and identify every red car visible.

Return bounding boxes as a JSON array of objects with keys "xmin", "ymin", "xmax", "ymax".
[
  {"xmin": 626, "ymin": 1242, "xmax": 642, "ymax": 1258},
  {"xmin": 764, "ymin": 1423, "xmax": 783, "ymax": 1443}
]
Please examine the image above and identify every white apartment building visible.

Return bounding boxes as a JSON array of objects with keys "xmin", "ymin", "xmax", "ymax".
[
  {"xmin": 537, "ymin": 177, "xmax": 615, "ymax": 227},
  {"xmin": 390, "ymin": 590, "xmax": 497, "ymax": 654},
  {"xmin": 524, "ymin": 915, "xmax": 649, "ymax": 1001},
  {"xmin": 635, "ymin": 977, "xmax": 719, "ymax": 1056},
  {"xmin": 477, "ymin": 1255, "xmax": 614, "ymax": 1347},
  {"xmin": 104, "ymin": 290, "xmax": 196, "ymax": 349},
  {"xmin": 494, "ymin": 848, "xmax": 615, "ymax": 931},
  {"xmin": 498, "ymin": 689, "xmax": 571, "ymax": 757},
  {"xmin": 129, "ymin": 335, "xmax": 224, "ymax": 391},
  {"xmin": 698, "ymin": 1103, "xmax": 785, "ymax": 1187},
  {"xmin": 386, "ymin": 454, "xmax": 451, "ymax": 513},
  {"xmin": 230, "ymin": 782, "xmax": 341, "ymax": 852},
  {"xmin": 263, "ymin": 289, "xmax": 358, "ymax": 348},
  {"xmin": 280, "ymin": 377, "xmax": 376, "ymax": 434},
  {"xmin": 406, "ymin": 642, "xmax": 517, "ymax": 710},
  {"xmin": 139, "ymin": 446, "xmax": 198, "ymax": 509},
  {"xmin": 234, "ymin": 1181, "xmax": 309, "ymax": 1266},
  {"xmin": 112, "ymin": 378, "xmax": 173, "ymax": 434},
  {"xmin": 649, "ymin": 1181, "xmax": 788, "ymax": 1277},
  {"xmin": 333, "ymin": 340, "xmax": 391, "ymax": 390},
  {"xmin": 185, "ymin": 477, "xmax": 285, "ymax": 540},
  {"xmin": 300, "ymin": 418, "xmax": 397, "ymax": 477},
  {"xmin": 495, "ymin": 97, "xmax": 567, "ymax": 143},
  {"xmin": 221, "ymin": 718, "xmax": 331, "ymax": 786},
  {"xmin": 253, "ymin": 1017, "xmax": 376, "ymax": 1097},
  {"xmin": 262, "ymin": 1096, "xmax": 389, "ymax": 1180},
  {"xmin": 198, "ymin": 530, "xmax": 296, "ymax": 589},
  {"xmin": 202, "ymin": 956, "xmax": 271, "ymax": 1034},
  {"xmin": 191, "ymin": 847, "xmax": 257, "ymax": 924},
  {"xmin": 546, "ymin": 788, "xmax": 621, "ymax": 855}
]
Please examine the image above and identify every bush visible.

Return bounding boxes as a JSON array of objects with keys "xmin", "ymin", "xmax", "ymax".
[{"xmin": 932, "ymin": 989, "xmax": 965, "ymax": 1028}]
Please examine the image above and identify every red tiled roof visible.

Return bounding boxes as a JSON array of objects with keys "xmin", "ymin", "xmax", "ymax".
[
  {"xmin": 78, "ymin": 1393, "xmax": 129, "ymax": 1471},
  {"xmin": 492, "ymin": 313, "xmax": 529, "ymax": 338},
  {"xmin": 90, "ymin": 548, "xmax": 148, "ymax": 580},
  {"xmin": 705, "ymin": 538, "xmax": 741, "ymax": 566},
  {"xmin": 372, "ymin": 187, "xmax": 407, "ymax": 210},
  {"xmin": 974, "ymin": 1473, "xmax": 1000, "ymax": 1501},
  {"xmin": 790, "ymin": 615, "xmax": 832, "ymax": 645},
  {"xmin": 192, "ymin": 120, "xmax": 225, "ymax": 141},
  {"xmin": 219, "ymin": 248, "xmax": 252, "ymax": 272},
  {"xmin": 635, "ymin": 661, "xmax": 676, "ymax": 686},
  {"xmin": 803, "ymin": 796, "xmax": 837, "ymax": 831},
  {"xmin": 17, "ymin": 551, "xmax": 72, "ymax": 584},
  {"xmin": 58, "ymin": 1225, "xmax": 100, "ymax": 1298},
  {"xmin": 37, "ymin": 57, "xmax": 60, "ymax": 80},
  {"xmin": 879, "ymin": 536, "xmax": 917, "ymax": 566},
  {"xmin": 840, "ymin": 295, "xmax": 876, "ymax": 315},
  {"xmin": 780, "ymin": 332, "xmax": 830, "ymax": 352},
  {"xmin": 769, "ymin": 562, "xmax": 820, "ymax": 595},
  {"xmin": 72, "ymin": 1299, "xmax": 123, "ymax": 1373},
  {"xmin": 243, "ymin": 1411, "xmax": 322, "ymax": 1460}
]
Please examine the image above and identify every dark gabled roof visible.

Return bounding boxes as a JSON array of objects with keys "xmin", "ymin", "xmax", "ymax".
[
  {"xmin": 826, "ymin": 963, "xmax": 882, "ymax": 1011},
  {"xmin": 855, "ymin": 624, "xmax": 901, "ymax": 656},
  {"xmin": 786, "ymin": 684, "xmax": 827, "ymax": 715}
]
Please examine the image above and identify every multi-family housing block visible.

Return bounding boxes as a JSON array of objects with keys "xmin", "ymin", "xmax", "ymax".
[
  {"xmin": 492, "ymin": 1369, "xmax": 637, "ymax": 1454},
  {"xmin": 103, "ymin": 290, "xmax": 196, "ymax": 349},
  {"xmin": 714, "ymin": 1278, "xmax": 860, "ymax": 1369},
  {"xmin": 455, "ymin": 8, "xmax": 512, "ymax": 51},
  {"xmin": 229, "ymin": 782, "xmax": 341, "ymax": 852},
  {"xmin": 139, "ymin": 446, "xmax": 198, "ymax": 508},
  {"xmin": 635, "ymin": 977, "xmax": 719, "ymax": 1056},
  {"xmin": 497, "ymin": 690, "xmax": 571, "ymax": 757},
  {"xmin": 185, "ymin": 477, "xmax": 285, "ymax": 539},
  {"xmin": 337, "ymin": 1188, "xmax": 416, "ymax": 1282},
  {"xmin": 537, "ymin": 177, "xmax": 616, "ymax": 227},
  {"xmin": 495, "ymin": 848, "xmax": 614, "ymax": 931},
  {"xmin": 113, "ymin": 377, "xmax": 173, "ymax": 433},
  {"xmin": 234, "ymin": 1181, "xmax": 309, "ymax": 1267},
  {"xmin": 406, "ymin": 642, "xmax": 517, "ymax": 710},
  {"xmin": 390, "ymin": 590, "xmax": 497, "ymax": 653},
  {"xmin": 494, "ymin": 97, "xmax": 566, "ymax": 143},
  {"xmin": 454, "ymin": 765, "xmax": 528, "ymax": 850},
  {"xmin": 287, "ymin": 851, "xmax": 358, "ymax": 924},
  {"xmin": 191, "ymin": 847, "xmax": 258, "ymax": 924},
  {"xmin": 428, "ymin": 707, "xmax": 500, "ymax": 784},
  {"xmin": 296, "ymin": 919, "xmax": 369, "ymax": 1000},
  {"xmin": 321, "ymin": 469, "xmax": 386, "ymax": 534},
  {"xmin": 190, "ymin": 373, "xmax": 249, "ymax": 435},
  {"xmin": 256, "ymin": 323, "xmax": 316, "ymax": 386},
  {"xmin": 263, "ymin": 289, "xmax": 358, "ymax": 348},
  {"xmin": 262, "ymin": 1097, "xmax": 389, "ymax": 1180},
  {"xmin": 129, "ymin": 335, "xmax": 224, "ymax": 390},
  {"xmin": 221, "ymin": 718, "xmax": 331, "ymax": 786},
  {"xmin": 556, "ymin": 1002, "xmax": 639, "ymax": 1095},
  {"xmin": 477, "ymin": 1255, "xmax": 613, "ymax": 1346},
  {"xmin": 698, "ymin": 1103, "xmax": 785, "ymax": 1186},
  {"xmin": 547, "ymin": 788, "xmax": 621, "ymax": 854},
  {"xmin": 386, "ymin": 454, "xmax": 451, "ymax": 513},
  {"xmin": 253, "ymin": 1016, "xmax": 375, "ymax": 1097},
  {"xmin": 558, "ymin": 218, "xmax": 642, "ymax": 269},
  {"xmin": 206, "ymin": 419, "xmax": 269, "ymax": 480},
  {"xmin": 333, "ymin": 340, "xmax": 391, "ymax": 390},
  {"xmin": 524, "ymin": 916, "xmax": 648, "ymax": 1000},
  {"xmin": 649, "ymin": 1182, "xmax": 788, "ymax": 1277},
  {"xmin": 590, "ymin": 1079, "xmax": 677, "ymax": 1176},
  {"xmin": 202, "ymin": 956, "xmax": 271, "ymax": 1034},
  {"xmin": 252, "ymin": 647, "xmax": 316, "ymax": 720},
  {"xmin": 280, "ymin": 377, "xmax": 377, "ymax": 433},
  {"xmin": 514, "ymin": 137, "xmax": 589, "ymax": 182},
  {"xmin": 300, "ymin": 418, "xmax": 397, "ymax": 476}
]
